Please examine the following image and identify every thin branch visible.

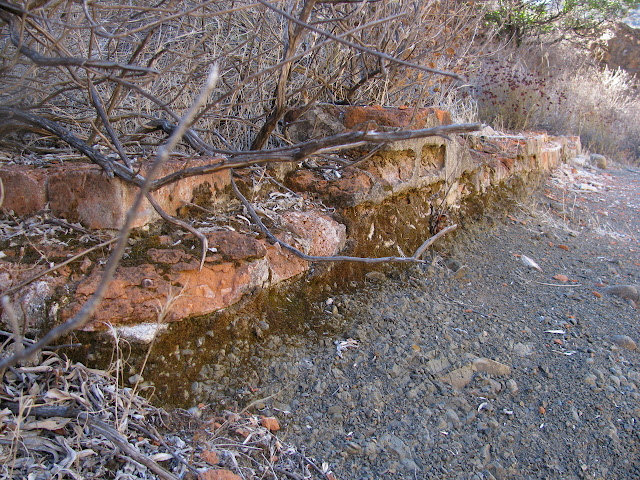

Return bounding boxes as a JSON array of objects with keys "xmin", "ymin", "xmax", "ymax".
[
  {"xmin": 251, "ymin": 0, "xmax": 318, "ymax": 150},
  {"xmin": 255, "ymin": 0, "xmax": 464, "ymax": 81},
  {"xmin": 0, "ymin": 107, "xmax": 116, "ymax": 178},
  {"xmin": 0, "ymin": 10, "xmax": 158, "ymax": 74},
  {"xmin": 151, "ymin": 122, "xmax": 482, "ymax": 190},
  {"xmin": 0, "ymin": 238, "xmax": 118, "ymax": 298},
  {"xmin": 81, "ymin": 414, "xmax": 179, "ymax": 480},
  {"xmin": 145, "ymin": 193, "xmax": 208, "ymax": 271},
  {"xmin": 231, "ymin": 173, "xmax": 456, "ymax": 264},
  {"xmin": 193, "ymin": 10, "xmax": 409, "ymax": 124},
  {"xmin": 0, "ymin": 65, "xmax": 220, "ymax": 371},
  {"xmin": 88, "ymin": 79, "xmax": 133, "ymax": 170},
  {"xmin": 143, "ymin": 118, "xmax": 218, "ymax": 156}
]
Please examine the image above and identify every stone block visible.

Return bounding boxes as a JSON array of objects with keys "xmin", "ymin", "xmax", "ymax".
[
  {"xmin": 59, "ymin": 206, "xmax": 346, "ymax": 331},
  {"xmin": 279, "ymin": 210, "xmax": 346, "ymax": 256},
  {"xmin": 0, "ymin": 165, "xmax": 48, "ymax": 215},
  {"xmin": 66, "ymin": 257, "xmax": 270, "ymax": 330},
  {"xmin": 47, "ymin": 164, "xmax": 140, "ymax": 229},
  {"xmin": 342, "ymin": 105, "xmax": 451, "ymax": 130},
  {"xmin": 265, "ymin": 237, "xmax": 309, "ymax": 283},
  {"xmin": 284, "ymin": 104, "xmax": 451, "ymax": 144},
  {"xmin": 47, "ymin": 157, "xmax": 229, "ymax": 229}
]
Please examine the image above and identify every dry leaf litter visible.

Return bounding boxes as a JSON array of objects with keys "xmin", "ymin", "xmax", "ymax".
[{"xmin": 0, "ymin": 335, "xmax": 333, "ymax": 480}]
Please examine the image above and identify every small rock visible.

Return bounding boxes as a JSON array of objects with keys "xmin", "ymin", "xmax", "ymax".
[
  {"xmin": 200, "ymin": 469, "xmax": 242, "ymax": 480},
  {"xmin": 488, "ymin": 461, "xmax": 506, "ymax": 480},
  {"xmin": 604, "ymin": 285, "xmax": 639, "ymax": 305},
  {"xmin": 570, "ymin": 406, "xmax": 581, "ymax": 423},
  {"xmin": 327, "ymin": 405, "xmax": 343, "ymax": 415},
  {"xmin": 446, "ymin": 408, "xmax": 462, "ymax": 428},
  {"xmin": 454, "ymin": 265, "xmax": 469, "ymax": 280},
  {"xmin": 365, "ymin": 271, "xmax": 387, "ymax": 282},
  {"xmin": 364, "ymin": 441, "xmax": 378, "ymax": 459},
  {"xmin": 201, "ymin": 450, "xmax": 220, "ymax": 465},
  {"xmin": 584, "ymin": 373, "xmax": 598, "ymax": 387},
  {"xmin": 260, "ymin": 416, "xmax": 280, "ymax": 432},
  {"xmin": 439, "ymin": 365, "xmax": 475, "ymax": 389},
  {"xmin": 590, "ymin": 153, "xmax": 607, "ymax": 169},
  {"xmin": 346, "ymin": 441, "xmax": 363, "ymax": 455},
  {"xmin": 612, "ymin": 335, "xmax": 637, "ymax": 350},
  {"xmin": 506, "ymin": 379, "xmax": 519, "ymax": 394},
  {"xmin": 426, "ymin": 356, "xmax": 451, "ymax": 375},
  {"xmin": 473, "ymin": 358, "xmax": 511, "ymax": 376},
  {"xmin": 480, "ymin": 444, "xmax": 491, "ymax": 463},
  {"xmin": 381, "ymin": 434, "xmax": 412, "ymax": 460},
  {"xmin": 513, "ymin": 342, "xmax": 533, "ymax": 356},
  {"xmin": 187, "ymin": 406, "xmax": 202, "ymax": 418}
]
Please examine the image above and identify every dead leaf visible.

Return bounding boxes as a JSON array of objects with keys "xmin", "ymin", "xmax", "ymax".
[
  {"xmin": 521, "ymin": 255, "xmax": 542, "ymax": 272},
  {"xmin": 22, "ymin": 417, "xmax": 72, "ymax": 431},
  {"xmin": 150, "ymin": 452, "xmax": 174, "ymax": 462}
]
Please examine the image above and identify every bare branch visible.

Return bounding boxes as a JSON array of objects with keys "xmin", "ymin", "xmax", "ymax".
[
  {"xmin": 251, "ymin": 0, "xmax": 318, "ymax": 150},
  {"xmin": 0, "ymin": 10, "xmax": 158, "ymax": 74},
  {"xmin": 81, "ymin": 414, "xmax": 179, "ymax": 480},
  {"xmin": 255, "ymin": 0, "xmax": 464, "ymax": 81},
  {"xmin": 0, "ymin": 107, "xmax": 117, "ymax": 178},
  {"xmin": 88, "ymin": 79, "xmax": 133, "ymax": 170}
]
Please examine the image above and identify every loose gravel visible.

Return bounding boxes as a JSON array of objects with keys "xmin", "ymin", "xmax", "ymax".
[{"xmin": 195, "ymin": 163, "xmax": 640, "ymax": 479}]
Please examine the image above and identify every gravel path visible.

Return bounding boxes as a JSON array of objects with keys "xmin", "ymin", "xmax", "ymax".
[{"xmin": 198, "ymin": 161, "xmax": 640, "ymax": 479}]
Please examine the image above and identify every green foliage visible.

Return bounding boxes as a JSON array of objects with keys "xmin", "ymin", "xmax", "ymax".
[{"xmin": 486, "ymin": 0, "xmax": 640, "ymax": 45}]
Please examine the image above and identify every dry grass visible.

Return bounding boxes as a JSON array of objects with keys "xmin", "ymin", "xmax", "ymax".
[{"xmin": 469, "ymin": 43, "xmax": 640, "ymax": 163}]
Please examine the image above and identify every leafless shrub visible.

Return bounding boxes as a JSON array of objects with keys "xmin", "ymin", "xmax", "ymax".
[
  {"xmin": 0, "ymin": 1, "xmax": 489, "ymax": 366},
  {"xmin": 0, "ymin": 0, "xmax": 488, "ymax": 156}
]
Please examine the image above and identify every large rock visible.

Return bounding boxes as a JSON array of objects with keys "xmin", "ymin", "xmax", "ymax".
[
  {"xmin": 603, "ymin": 22, "xmax": 640, "ymax": 77},
  {"xmin": 0, "ymin": 165, "xmax": 48, "ymax": 215}
]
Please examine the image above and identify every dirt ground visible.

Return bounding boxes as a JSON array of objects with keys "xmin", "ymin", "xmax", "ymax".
[
  {"xmin": 194, "ymin": 159, "xmax": 640, "ymax": 479},
  {"xmin": 3, "ymin": 158, "xmax": 639, "ymax": 480}
]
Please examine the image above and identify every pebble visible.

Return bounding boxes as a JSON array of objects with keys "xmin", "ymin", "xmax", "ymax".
[
  {"xmin": 439, "ymin": 365, "xmax": 475, "ymax": 389},
  {"xmin": 584, "ymin": 374, "xmax": 598, "ymax": 387},
  {"xmin": 611, "ymin": 335, "xmax": 637, "ymax": 351},
  {"xmin": 473, "ymin": 358, "xmax": 511, "ymax": 376}
]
